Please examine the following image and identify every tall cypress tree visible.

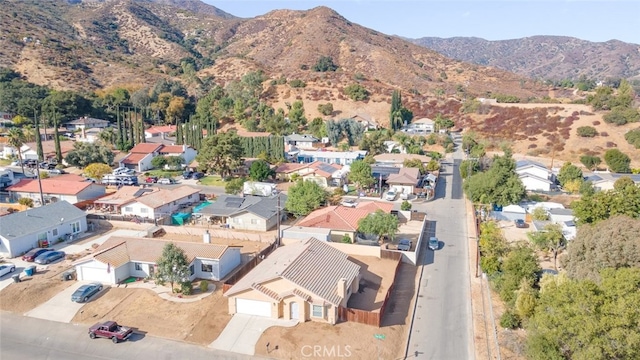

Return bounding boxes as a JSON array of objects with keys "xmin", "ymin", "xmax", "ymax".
[
  {"xmin": 176, "ymin": 121, "xmax": 183, "ymax": 145},
  {"xmin": 35, "ymin": 109, "xmax": 44, "ymax": 161},
  {"xmin": 117, "ymin": 108, "xmax": 124, "ymax": 150},
  {"xmin": 53, "ymin": 109, "xmax": 62, "ymax": 163},
  {"xmin": 128, "ymin": 111, "xmax": 135, "ymax": 148}
]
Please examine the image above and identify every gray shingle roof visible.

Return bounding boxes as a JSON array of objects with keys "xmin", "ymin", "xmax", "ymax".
[
  {"xmin": 197, "ymin": 194, "xmax": 286, "ymax": 219},
  {"xmin": 0, "ymin": 201, "xmax": 86, "ymax": 240},
  {"xmin": 225, "ymin": 237, "xmax": 360, "ymax": 306},
  {"xmin": 516, "ymin": 159, "xmax": 548, "ymax": 170}
]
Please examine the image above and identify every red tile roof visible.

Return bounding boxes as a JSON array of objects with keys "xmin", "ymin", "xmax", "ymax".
[
  {"xmin": 297, "ymin": 201, "xmax": 394, "ymax": 231},
  {"xmin": 121, "ymin": 153, "xmax": 148, "ymax": 164},
  {"xmin": 275, "ymin": 163, "xmax": 308, "ymax": 174},
  {"xmin": 145, "ymin": 125, "xmax": 176, "ymax": 134},
  {"xmin": 129, "ymin": 143, "xmax": 163, "ymax": 154},
  {"xmin": 160, "ymin": 145, "xmax": 186, "ymax": 153},
  {"xmin": 7, "ymin": 177, "xmax": 94, "ymax": 195}
]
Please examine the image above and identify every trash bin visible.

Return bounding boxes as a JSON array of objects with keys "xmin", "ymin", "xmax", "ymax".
[
  {"xmin": 25, "ymin": 265, "xmax": 36, "ymax": 276},
  {"xmin": 12, "ymin": 274, "xmax": 21, "ymax": 283},
  {"xmin": 61, "ymin": 269, "xmax": 76, "ymax": 281}
]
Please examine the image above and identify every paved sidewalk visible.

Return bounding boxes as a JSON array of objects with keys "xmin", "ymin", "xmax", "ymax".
[
  {"xmin": 25, "ymin": 282, "xmax": 103, "ymax": 323},
  {"xmin": 210, "ymin": 314, "xmax": 298, "ymax": 355}
]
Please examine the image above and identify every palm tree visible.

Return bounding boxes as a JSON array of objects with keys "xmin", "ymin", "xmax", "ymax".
[{"xmin": 7, "ymin": 128, "xmax": 27, "ymax": 175}]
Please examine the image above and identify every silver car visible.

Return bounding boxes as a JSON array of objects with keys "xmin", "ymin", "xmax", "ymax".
[
  {"xmin": 397, "ymin": 239, "xmax": 412, "ymax": 251},
  {"xmin": 429, "ymin": 237, "xmax": 439, "ymax": 250}
]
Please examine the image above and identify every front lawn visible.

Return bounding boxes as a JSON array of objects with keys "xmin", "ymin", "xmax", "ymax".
[
  {"xmin": 145, "ymin": 169, "xmax": 182, "ymax": 178},
  {"xmin": 198, "ymin": 175, "xmax": 226, "ymax": 186}
]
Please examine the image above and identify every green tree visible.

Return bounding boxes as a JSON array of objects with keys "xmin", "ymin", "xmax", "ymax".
[
  {"xmin": 359, "ymin": 130, "xmax": 389, "ymax": 156},
  {"xmin": 463, "ymin": 153, "xmax": 526, "ymax": 206},
  {"xmin": 528, "ymin": 223, "xmax": 565, "ymax": 270},
  {"xmin": 18, "ymin": 197, "xmax": 34, "ymax": 208},
  {"xmin": 357, "ymin": 210, "xmax": 399, "ymax": 240},
  {"xmin": 576, "ymin": 126, "xmax": 598, "ymax": 137},
  {"xmin": 613, "ymin": 176, "xmax": 635, "ymax": 191},
  {"xmin": 343, "ymin": 83, "xmax": 369, "ymax": 101},
  {"xmin": 403, "ymin": 158, "xmax": 426, "ymax": 175},
  {"xmin": 308, "ymin": 117, "xmax": 327, "ymax": 139},
  {"xmin": 496, "ymin": 246, "xmax": 541, "ymax": 304},
  {"xmin": 64, "ymin": 142, "xmax": 114, "ymax": 168},
  {"xmin": 151, "ymin": 156, "xmax": 168, "ymax": 169},
  {"xmin": 285, "ymin": 180, "xmax": 328, "ymax": 217},
  {"xmin": 557, "ymin": 162, "xmax": 583, "ymax": 187},
  {"xmin": 7, "ymin": 128, "xmax": 27, "ymax": 176},
  {"xmin": 434, "ymin": 113, "xmax": 455, "ymax": 132},
  {"xmin": 348, "ymin": 160, "xmax": 375, "ymax": 189},
  {"xmin": 313, "ymin": 56, "xmax": 338, "ymax": 72},
  {"xmin": 400, "ymin": 200, "xmax": 412, "ymax": 211},
  {"xmin": 83, "ymin": 163, "xmax": 113, "ymax": 180},
  {"xmin": 572, "ymin": 184, "xmax": 640, "ymax": 224},
  {"xmin": 249, "ymin": 160, "xmax": 273, "ymax": 181},
  {"xmin": 225, "ymin": 177, "xmax": 245, "ymax": 195},
  {"xmin": 514, "ymin": 278, "xmax": 538, "ymax": 322},
  {"xmin": 425, "ymin": 159, "xmax": 440, "ymax": 171},
  {"xmin": 154, "ymin": 243, "xmax": 190, "ymax": 292},
  {"xmin": 563, "ymin": 215, "xmax": 640, "ymax": 281},
  {"xmin": 604, "ymin": 148, "xmax": 631, "ymax": 173},
  {"xmin": 579, "ymin": 155, "xmax": 601, "ymax": 171},
  {"xmin": 165, "ymin": 156, "xmax": 184, "ymax": 170},
  {"xmin": 317, "ymin": 103, "xmax": 333, "ymax": 116},
  {"xmin": 478, "ymin": 221, "xmax": 509, "ymax": 275},
  {"xmin": 196, "ymin": 131, "xmax": 244, "ymax": 178}
]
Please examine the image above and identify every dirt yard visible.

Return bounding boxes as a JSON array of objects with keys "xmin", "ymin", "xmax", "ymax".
[
  {"xmin": 0, "ymin": 261, "xmax": 74, "ymax": 313},
  {"xmin": 71, "ymin": 284, "xmax": 231, "ymax": 345},
  {"xmin": 254, "ymin": 255, "xmax": 409, "ymax": 360}
]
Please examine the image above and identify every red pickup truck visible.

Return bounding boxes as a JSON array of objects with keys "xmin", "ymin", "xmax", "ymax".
[{"xmin": 88, "ymin": 321, "xmax": 133, "ymax": 343}]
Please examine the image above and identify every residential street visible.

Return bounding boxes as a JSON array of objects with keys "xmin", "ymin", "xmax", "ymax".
[
  {"xmin": 0, "ymin": 312, "xmax": 258, "ymax": 360},
  {"xmin": 407, "ymin": 139, "xmax": 473, "ymax": 359}
]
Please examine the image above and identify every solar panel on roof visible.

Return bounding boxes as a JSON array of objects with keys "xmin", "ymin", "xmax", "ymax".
[
  {"xmin": 133, "ymin": 189, "xmax": 153, "ymax": 197},
  {"xmin": 318, "ymin": 164, "xmax": 337, "ymax": 173},
  {"xmin": 224, "ymin": 198, "xmax": 244, "ymax": 208}
]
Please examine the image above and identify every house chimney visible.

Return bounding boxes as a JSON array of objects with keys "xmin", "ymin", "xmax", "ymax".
[
  {"xmin": 337, "ymin": 278, "xmax": 347, "ymax": 299},
  {"xmin": 203, "ymin": 230, "xmax": 211, "ymax": 244}
]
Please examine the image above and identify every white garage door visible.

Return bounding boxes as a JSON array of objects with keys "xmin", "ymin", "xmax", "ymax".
[
  {"xmin": 236, "ymin": 298, "xmax": 271, "ymax": 317},
  {"xmin": 78, "ymin": 266, "xmax": 112, "ymax": 283}
]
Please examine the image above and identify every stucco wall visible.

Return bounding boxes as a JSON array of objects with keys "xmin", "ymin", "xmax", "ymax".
[{"xmin": 326, "ymin": 241, "xmax": 381, "ymax": 258}]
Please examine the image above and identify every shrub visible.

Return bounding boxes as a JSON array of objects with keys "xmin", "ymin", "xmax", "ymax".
[
  {"xmin": 624, "ymin": 128, "xmax": 640, "ymax": 148},
  {"xmin": 341, "ymin": 234, "xmax": 351, "ymax": 244},
  {"xmin": 400, "ymin": 200, "xmax": 411, "ymax": 211},
  {"xmin": 288, "ymin": 79, "xmax": 306, "ymax": 88},
  {"xmin": 18, "ymin": 198, "xmax": 34, "ymax": 208},
  {"xmin": 317, "ymin": 103, "xmax": 333, "ymax": 116},
  {"xmin": 500, "ymin": 309, "xmax": 521, "ymax": 329},
  {"xmin": 199, "ymin": 280, "xmax": 209, "ymax": 293},
  {"xmin": 313, "ymin": 56, "xmax": 337, "ymax": 72},
  {"xmin": 576, "ymin": 126, "xmax": 598, "ymax": 137},
  {"xmin": 343, "ymin": 83, "xmax": 369, "ymax": 101},
  {"xmin": 180, "ymin": 281, "xmax": 193, "ymax": 295}
]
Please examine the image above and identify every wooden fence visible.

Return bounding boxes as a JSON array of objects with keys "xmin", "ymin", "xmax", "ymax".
[
  {"xmin": 339, "ymin": 255, "xmax": 404, "ymax": 327},
  {"xmin": 380, "ymin": 248, "xmax": 402, "ymax": 261},
  {"xmin": 221, "ymin": 242, "xmax": 278, "ymax": 293}
]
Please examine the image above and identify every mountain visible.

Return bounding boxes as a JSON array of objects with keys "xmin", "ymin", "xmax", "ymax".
[
  {"xmin": 411, "ymin": 36, "xmax": 640, "ymax": 82},
  {"xmin": 0, "ymin": 0, "xmax": 541, "ymax": 99}
]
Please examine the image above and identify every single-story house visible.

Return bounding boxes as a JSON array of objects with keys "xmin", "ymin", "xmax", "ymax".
[
  {"xmin": 225, "ymin": 237, "xmax": 361, "ymax": 324},
  {"xmin": 66, "ymin": 117, "xmax": 110, "ymax": 131},
  {"xmin": 20, "ymin": 140, "xmax": 76, "ymax": 162},
  {"xmin": 402, "ymin": 117, "xmax": 434, "ymax": 134},
  {"xmin": 584, "ymin": 172, "xmax": 640, "ymax": 191},
  {"xmin": 196, "ymin": 193, "xmax": 287, "ymax": 231},
  {"xmin": 297, "ymin": 201, "xmax": 394, "ymax": 242},
  {"xmin": 276, "ymin": 161, "xmax": 346, "ymax": 187},
  {"xmin": 491, "ymin": 204, "xmax": 526, "ymax": 221},
  {"xmin": 99, "ymin": 186, "xmax": 200, "ymax": 220},
  {"xmin": 373, "ymin": 153, "xmax": 431, "ymax": 168},
  {"xmin": 386, "ymin": 167, "xmax": 420, "ymax": 195},
  {"xmin": 144, "ymin": 125, "xmax": 177, "ymax": 139},
  {"xmin": 518, "ymin": 173, "xmax": 553, "ymax": 192},
  {"xmin": 297, "ymin": 150, "xmax": 367, "ymax": 166},
  {"xmin": 119, "ymin": 143, "xmax": 164, "ymax": 172},
  {"xmin": 73, "ymin": 236, "xmax": 241, "ymax": 284},
  {"xmin": 349, "ymin": 113, "xmax": 379, "ymax": 130},
  {"xmin": 284, "ymin": 134, "xmax": 319, "ymax": 150},
  {"xmin": 7, "ymin": 174, "xmax": 106, "ymax": 206},
  {"xmin": 158, "ymin": 144, "xmax": 197, "ymax": 167},
  {"xmin": 0, "ymin": 201, "xmax": 87, "ymax": 258},
  {"xmin": 548, "ymin": 208, "xmax": 575, "ymax": 224}
]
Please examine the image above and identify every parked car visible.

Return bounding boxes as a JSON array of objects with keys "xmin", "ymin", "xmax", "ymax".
[
  {"xmin": 0, "ymin": 263, "xmax": 16, "ymax": 277},
  {"xmin": 72, "ymin": 282, "xmax": 103, "ymax": 303},
  {"xmin": 429, "ymin": 236, "xmax": 439, "ymax": 250},
  {"xmin": 145, "ymin": 176, "xmax": 158, "ymax": 183},
  {"xmin": 24, "ymin": 159, "xmax": 38, "ymax": 167},
  {"xmin": 182, "ymin": 170, "xmax": 193, "ymax": 179},
  {"xmin": 22, "ymin": 248, "xmax": 53, "ymax": 262},
  {"xmin": 514, "ymin": 219, "xmax": 527, "ymax": 228},
  {"xmin": 39, "ymin": 162, "xmax": 56, "ymax": 170},
  {"xmin": 385, "ymin": 190, "xmax": 397, "ymax": 201},
  {"xmin": 341, "ymin": 198, "xmax": 358, "ymax": 208},
  {"xmin": 397, "ymin": 239, "xmax": 412, "ymax": 251},
  {"xmin": 157, "ymin": 178, "xmax": 175, "ymax": 185},
  {"xmin": 88, "ymin": 321, "xmax": 133, "ymax": 343},
  {"xmin": 192, "ymin": 172, "xmax": 204, "ymax": 180},
  {"xmin": 34, "ymin": 251, "xmax": 65, "ymax": 264},
  {"xmin": 48, "ymin": 168, "xmax": 65, "ymax": 175},
  {"xmin": 10, "ymin": 160, "xmax": 21, "ymax": 166}
]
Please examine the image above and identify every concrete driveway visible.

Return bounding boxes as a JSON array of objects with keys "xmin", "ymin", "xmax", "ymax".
[
  {"xmin": 24, "ymin": 282, "xmax": 107, "ymax": 323},
  {"xmin": 210, "ymin": 314, "xmax": 298, "ymax": 355}
]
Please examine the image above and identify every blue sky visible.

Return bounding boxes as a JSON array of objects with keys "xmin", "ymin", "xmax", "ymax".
[{"xmin": 205, "ymin": 1, "xmax": 640, "ymax": 44}]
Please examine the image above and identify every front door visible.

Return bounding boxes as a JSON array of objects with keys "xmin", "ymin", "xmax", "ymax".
[
  {"xmin": 290, "ymin": 302, "xmax": 299, "ymax": 320},
  {"xmin": 149, "ymin": 265, "xmax": 155, "ymax": 278}
]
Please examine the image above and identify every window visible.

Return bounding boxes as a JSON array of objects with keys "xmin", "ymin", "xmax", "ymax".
[
  {"xmin": 189, "ymin": 264, "xmax": 194, "ymax": 276},
  {"xmin": 233, "ymin": 218, "xmax": 242, "ymax": 224},
  {"xmin": 134, "ymin": 263, "xmax": 142, "ymax": 271},
  {"xmin": 201, "ymin": 263, "xmax": 212, "ymax": 272},
  {"xmin": 71, "ymin": 221, "xmax": 81, "ymax": 233},
  {"xmin": 188, "ymin": 195, "xmax": 192, "ymax": 199},
  {"xmin": 140, "ymin": 208, "xmax": 148, "ymax": 213},
  {"xmin": 37, "ymin": 232, "xmax": 47, "ymax": 241},
  {"xmin": 312, "ymin": 305, "xmax": 323, "ymax": 318},
  {"xmin": 124, "ymin": 207, "xmax": 133, "ymax": 212},
  {"xmin": 52, "ymin": 229, "xmax": 58, "ymax": 237},
  {"xmin": 251, "ymin": 219, "xmax": 258, "ymax": 225}
]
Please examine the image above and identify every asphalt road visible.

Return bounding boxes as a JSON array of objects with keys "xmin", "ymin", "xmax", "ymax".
[
  {"xmin": 407, "ymin": 143, "xmax": 473, "ymax": 359},
  {"xmin": 0, "ymin": 312, "xmax": 257, "ymax": 360}
]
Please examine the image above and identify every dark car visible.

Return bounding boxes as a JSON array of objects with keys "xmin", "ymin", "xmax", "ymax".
[
  {"xmin": 39, "ymin": 162, "xmax": 56, "ymax": 170},
  {"xmin": 515, "ymin": 219, "xmax": 527, "ymax": 228},
  {"xmin": 182, "ymin": 170, "xmax": 193, "ymax": 179},
  {"xmin": 72, "ymin": 282, "xmax": 103, "ymax": 303},
  {"xmin": 34, "ymin": 251, "xmax": 65, "ymax": 264},
  {"xmin": 24, "ymin": 159, "xmax": 38, "ymax": 167},
  {"xmin": 22, "ymin": 248, "xmax": 54, "ymax": 262},
  {"xmin": 192, "ymin": 172, "xmax": 204, "ymax": 180}
]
